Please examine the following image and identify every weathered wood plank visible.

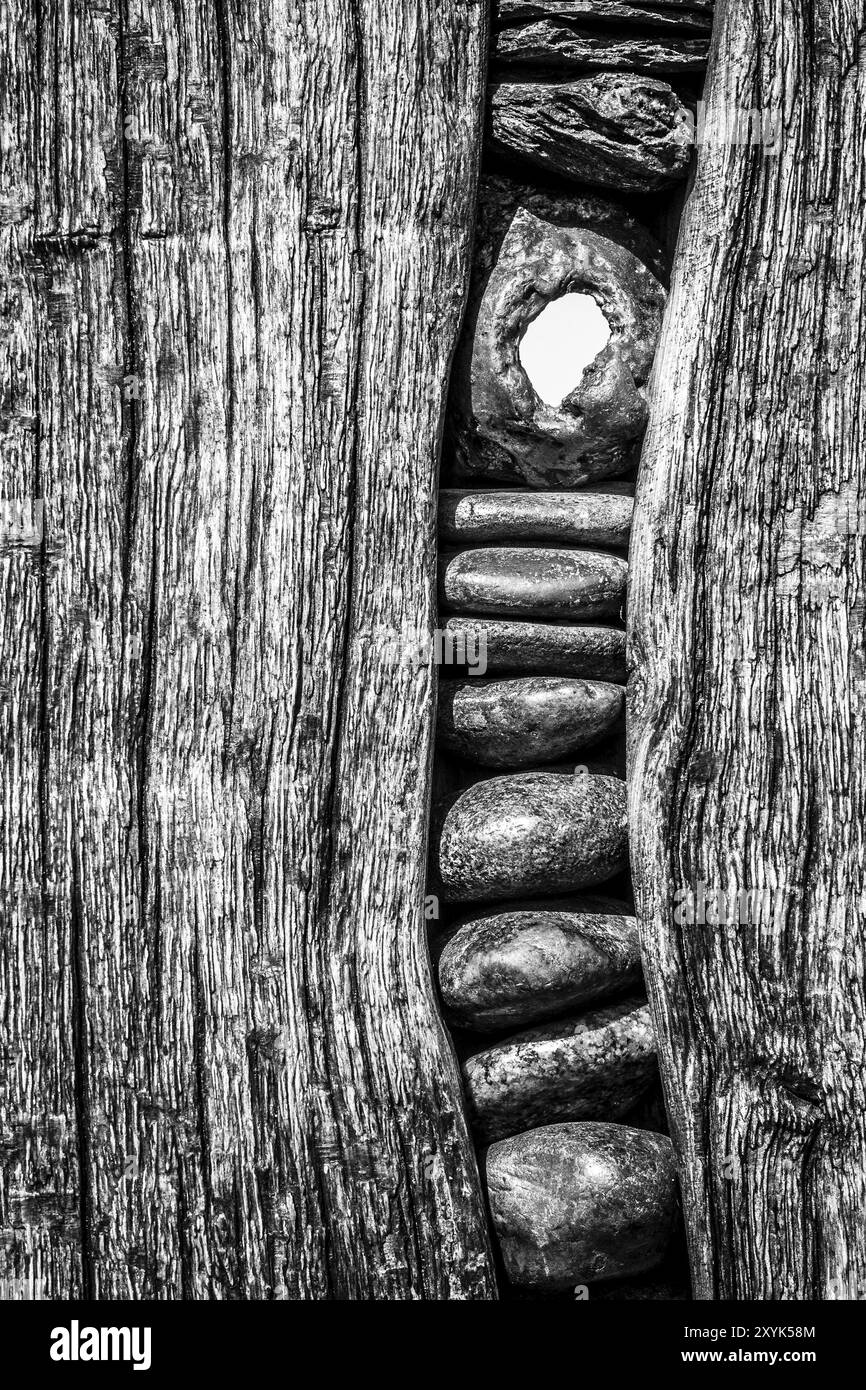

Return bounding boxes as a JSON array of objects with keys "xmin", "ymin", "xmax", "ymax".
[
  {"xmin": 312, "ymin": 0, "xmax": 497, "ymax": 1299},
  {"xmin": 1, "ymin": 0, "xmax": 496, "ymax": 1300},
  {"xmin": 629, "ymin": 0, "xmax": 866, "ymax": 1298},
  {"xmin": 104, "ymin": 0, "xmax": 246, "ymax": 1299},
  {"xmin": 1, "ymin": 0, "xmax": 124, "ymax": 1301}
]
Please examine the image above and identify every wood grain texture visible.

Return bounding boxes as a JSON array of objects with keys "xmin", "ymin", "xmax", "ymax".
[
  {"xmin": 628, "ymin": 0, "xmax": 866, "ymax": 1298},
  {"xmin": 0, "ymin": 0, "xmax": 496, "ymax": 1300}
]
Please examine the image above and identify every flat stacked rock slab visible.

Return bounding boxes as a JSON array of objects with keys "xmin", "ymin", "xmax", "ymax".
[
  {"xmin": 464, "ymin": 996, "xmax": 656, "ymax": 1141},
  {"xmin": 437, "ymin": 676, "xmax": 624, "ymax": 767},
  {"xmin": 440, "ymin": 548, "xmax": 627, "ymax": 622},
  {"xmin": 491, "ymin": 0, "xmax": 714, "ymax": 79},
  {"xmin": 486, "ymin": 1121, "xmax": 678, "ymax": 1289},
  {"xmin": 495, "ymin": 0, "xmax": 713, "ymax": 30},
  {"xmin": 493, "ymin": 27, "xmax": 709, "ymax": 75},
  {"xmin": 443, "ymin": 617, "xmax": 627, "ymax": 682},
  {"xmin": 439, "ymin": 899, "xmax": 641, "ymax": 1030},
  {"xmin": 439, "ymin": 489, "xmax": 632, "ymax": 549},
  {"xmin": 436, "ymin": 771, "xmax": 628, "ymax": 902},
  {"xmin": 488, "ymin": 75, "xmax": 693, "ymax": 194}
]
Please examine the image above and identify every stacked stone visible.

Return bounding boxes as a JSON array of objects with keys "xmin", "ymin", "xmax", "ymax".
[
  {"xmin": 430, "ymin": 157, "xmax": 692, "ymax": 1295},
  {"xmin": 487, "ymin": 0, "xmax": 709, "ymax": 193}
]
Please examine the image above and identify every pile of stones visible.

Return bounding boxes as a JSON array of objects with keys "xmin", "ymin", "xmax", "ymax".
[{"xmin": 428, "ymin": 3, "xmax": 712, "ymax": 1297}]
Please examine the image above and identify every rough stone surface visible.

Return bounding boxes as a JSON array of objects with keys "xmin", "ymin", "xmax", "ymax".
[
  {"xmin": 489, "ymin": 75, "xmax": 693, "ymax": 194},
  {"xmin": 465, "ymin": 175, "xmax": 669, "ymax": 282},
  {"xmin": 442, "ymin": 617, "xmax": 627, "ymax": 681},
  {"xmin": 438, "ymin": 898, "xmax": 641, "ymax": 1030},
  {"xmin": 436, "ymin": 771, "xmax": 628, "ymax": 902},
  {"xmin": 439, "ymin": 548, "xmax": 627, "ymax": 622},
  {"xmin": 497, "ymin": 1, "xmax": 713, "ymax": 27},
  {"xmin": 447, "ymin": 201, "xmax": 665, "ymax": 486},
  {"xmin": 486, "ymin": 1121, "xmax": 678, "ymax": 1288},
  {"xmin": 437, "ymin": 676, "xmax": 624, "ymax": 767},
  {"xmin": 493, "ymin": 25, "xmax": 709, "ymax": 74},
  {"xmin": 464, "ymin": 997, "xmax": 657, "ymax": 1141},
  {"xmin": 439, "ymin": 490, "xmax": 632, "ymax": 548},
  {"xmin": 530, "ymin": 723, "xmax": 627, "ymax": 779}
]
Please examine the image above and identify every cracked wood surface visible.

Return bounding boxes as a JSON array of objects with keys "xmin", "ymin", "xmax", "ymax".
[
  {"xmin": 0, "ymin": 0, "xmax": 496, "ymax": 1299},
  {"xmin": 629, "ymin": 0, "xmax": 866, "ymax": 1298}
]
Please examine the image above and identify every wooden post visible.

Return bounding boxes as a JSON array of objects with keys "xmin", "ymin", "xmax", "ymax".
[
  {"xmin": 0, "ymin": 0, "xmax": 496, "ymax": 1299},
  {"xmin": 629, "ymin": 0, "xmax": 866, "ymax": 1298}
]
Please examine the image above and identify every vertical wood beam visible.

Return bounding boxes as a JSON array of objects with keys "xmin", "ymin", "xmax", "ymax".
[
  {"xmin": 0, "ymin": 0, "xmax": 495, "ymax": 1299},
  {"xmin": 629, "ymin": 0, "xmax": 866, "ymax": 1298}
]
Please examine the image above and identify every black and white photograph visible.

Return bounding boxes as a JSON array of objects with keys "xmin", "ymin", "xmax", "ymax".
[{"xmin": 0, "ymin": 0, "xmax": 863, "ymax": 1368}]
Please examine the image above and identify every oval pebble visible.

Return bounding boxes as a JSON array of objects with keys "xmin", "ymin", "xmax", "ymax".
[
  {"xmin": 438, "ymin": 490, "xmax": 632, "ymax": 549},
  {"xmin": 442, "ymin": 617, "xmax": 626, "ymax": 682},
  {"xmin": 439, "ymin": 900, "xmax": 641, "ymax": 1031},
  {"xmin": 439, "ymin": 548, "xmax": 627, "ymax": 622},
  {"xmin": 485, "ymin": 1121, "xmax": 678, "ymax": 1289},
  {"xmin": 464, "ymin": 997, "xmax": 656, "ymax": 1142},
  {"xmin": 436, "ymin": 772, "xmax": 628, "ymax": 903},
  {"xmin": 437, "ymin": 676, "xmax": 623, "ymax": 768}
]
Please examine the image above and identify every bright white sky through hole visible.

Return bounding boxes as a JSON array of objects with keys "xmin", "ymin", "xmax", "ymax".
[{"xmin": 519, "ymin": 292, "xmax": 611, "ymax": 407}]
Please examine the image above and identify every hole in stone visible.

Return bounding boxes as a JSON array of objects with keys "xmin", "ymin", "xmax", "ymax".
[{"xmin": 519, "ymin": 292, "xmax": 611, "ymax": 407}]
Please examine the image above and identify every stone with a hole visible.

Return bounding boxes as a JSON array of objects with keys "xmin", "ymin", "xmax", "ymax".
[{"xmin": 448, "ymin": 184, "xmax": 666, "ymax": 488}]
